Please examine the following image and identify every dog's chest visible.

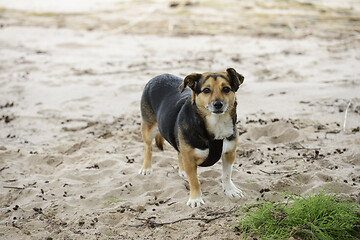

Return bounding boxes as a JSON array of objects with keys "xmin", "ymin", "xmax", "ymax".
[{"xmin": 205, "ymin": 114, "xmax": 234, "ymax": 140}]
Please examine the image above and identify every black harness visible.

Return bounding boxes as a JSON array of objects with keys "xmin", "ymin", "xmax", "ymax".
[
  {"xmin": 198, "ymin": 133, "xmax": 236, "ymax": 167},
  {"xmin": 199, "ymin": 139, "xmax": 224, "ymax": 167}
]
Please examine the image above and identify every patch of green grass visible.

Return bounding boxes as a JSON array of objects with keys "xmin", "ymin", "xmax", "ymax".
[
  {"xmin": 235, "ymin": 192, "xmax": 360, "ymax": 239},
  {"xmin": 102, "ymin": 196, "xmax": 126, "ymax": 205}
]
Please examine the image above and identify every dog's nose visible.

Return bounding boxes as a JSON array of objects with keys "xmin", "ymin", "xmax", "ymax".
[{"xmin": 213, "ymin": 101, "xmax": 223, "ymax": 110}]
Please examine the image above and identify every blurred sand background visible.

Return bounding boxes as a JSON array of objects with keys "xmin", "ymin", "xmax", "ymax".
[{"xmin": 0, "ymin": 0, "xmax": 359, "ymax": 239}]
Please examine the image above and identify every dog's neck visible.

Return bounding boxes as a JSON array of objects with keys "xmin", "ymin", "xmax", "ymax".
[{"xmin": 205, "ymin": 114, "xmax": 234, "ymax": 140}]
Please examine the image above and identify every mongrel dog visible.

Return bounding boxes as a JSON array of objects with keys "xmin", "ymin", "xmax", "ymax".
[{"xmin": 139, "ymin": 68, "xmax": 245, "ymax": 208}]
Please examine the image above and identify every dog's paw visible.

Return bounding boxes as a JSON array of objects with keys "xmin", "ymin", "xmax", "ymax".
[
  {"xmin": 223, "ymin": 181, "xmax": 244, "ymax": 198},
  {"xmin": 139, "ymin": 168, "xmax": 152, "ymax": 175},
  {"xmin": 178, "ymin": 169, "xmax": 187, "ymax": 178},
  {"xmin": 186, "ymin": 197, "xmax": 205, "ymax": 208}
]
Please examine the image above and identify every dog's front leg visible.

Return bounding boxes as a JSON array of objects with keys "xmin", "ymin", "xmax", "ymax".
[
  {"xmin": 177, "ymin": 152, "xmax": 187, "ymax": 178},
  {"xmin": 222, "ymin": 141, "xmax": 244, "ymax": 198},
  {"xmin": 182, "ymin": 154, "xmax": 204, "ymax": 208}
]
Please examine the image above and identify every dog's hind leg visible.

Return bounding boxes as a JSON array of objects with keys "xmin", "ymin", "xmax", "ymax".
[{"xmin": 139, "ymin": 120, "xmax": 158, "ymax": 175}]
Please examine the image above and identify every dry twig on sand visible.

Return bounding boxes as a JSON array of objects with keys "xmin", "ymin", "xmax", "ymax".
[
  {"xmin": 127, "ymin": 207, "xmax": 236, "ymax": 228},
  {"xmin": 259, "ymin": 168, "xmax": 322, "ymax": 176}
]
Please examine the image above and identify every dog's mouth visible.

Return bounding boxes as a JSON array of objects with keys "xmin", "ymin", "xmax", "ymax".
[
  {"xmin": 206, "ymin": 101, "xmax": 228, "ymax": 115},
  {"xmin": 212, "ymin": 110, "xmax": 225, "ymax": 114}
]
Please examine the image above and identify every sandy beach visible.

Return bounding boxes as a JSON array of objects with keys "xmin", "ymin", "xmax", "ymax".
[{"xmin": 0, "ymin": 0, "xmax": 359, "ymax": 239}]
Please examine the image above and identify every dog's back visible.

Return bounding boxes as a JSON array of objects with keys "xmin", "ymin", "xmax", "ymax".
[{"xmin": 140, "ymin": 74, "xmax": 190, "ymax": 150}]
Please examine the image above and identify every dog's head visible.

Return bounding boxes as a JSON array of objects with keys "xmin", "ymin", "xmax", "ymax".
[{"xmin": 179, "ymin": 68, "xmax": 244, "ymax": 115}]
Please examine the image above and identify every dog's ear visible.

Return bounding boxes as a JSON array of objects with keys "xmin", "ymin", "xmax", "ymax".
[
  {"xmin": 179, "ymin": 73, "xmax": 202, "ymax": 93},
  {"xmin": 226, "ymin": 68, "xmax": 244, "ymax": 92}
]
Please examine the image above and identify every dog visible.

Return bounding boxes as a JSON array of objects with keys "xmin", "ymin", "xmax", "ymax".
[{"xmin": 139, "ymin": 68, "xmax": 244, "ymax": 207}]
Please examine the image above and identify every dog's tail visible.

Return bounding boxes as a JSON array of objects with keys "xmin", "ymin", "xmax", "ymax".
[{"xmin": 155, "ymin": 134, "xmax": 164, "ymax": 151}]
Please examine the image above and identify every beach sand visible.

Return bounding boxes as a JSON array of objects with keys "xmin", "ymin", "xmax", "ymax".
[{"xmin": 0, "ymin": 0, "xmax": 359, "ymax": 239}]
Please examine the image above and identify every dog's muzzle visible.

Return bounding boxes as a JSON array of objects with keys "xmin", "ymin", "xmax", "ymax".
[{"xmin": 207, "ymin": 100, "xmax": 228, "ymax": 114}]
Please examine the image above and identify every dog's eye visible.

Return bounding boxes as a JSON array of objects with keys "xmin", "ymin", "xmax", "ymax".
[
  {"xmin": 222, "ymin": 87, "xmax": 231, "ymax": 93},
  {"xmin": 202, "ymin": 88, "xmax": 211, "ymax": 94}
]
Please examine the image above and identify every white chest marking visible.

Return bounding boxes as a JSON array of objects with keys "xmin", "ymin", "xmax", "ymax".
[{"xmin": 206, "ymin": 114, "xmax": 234, "ymax": 140}]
